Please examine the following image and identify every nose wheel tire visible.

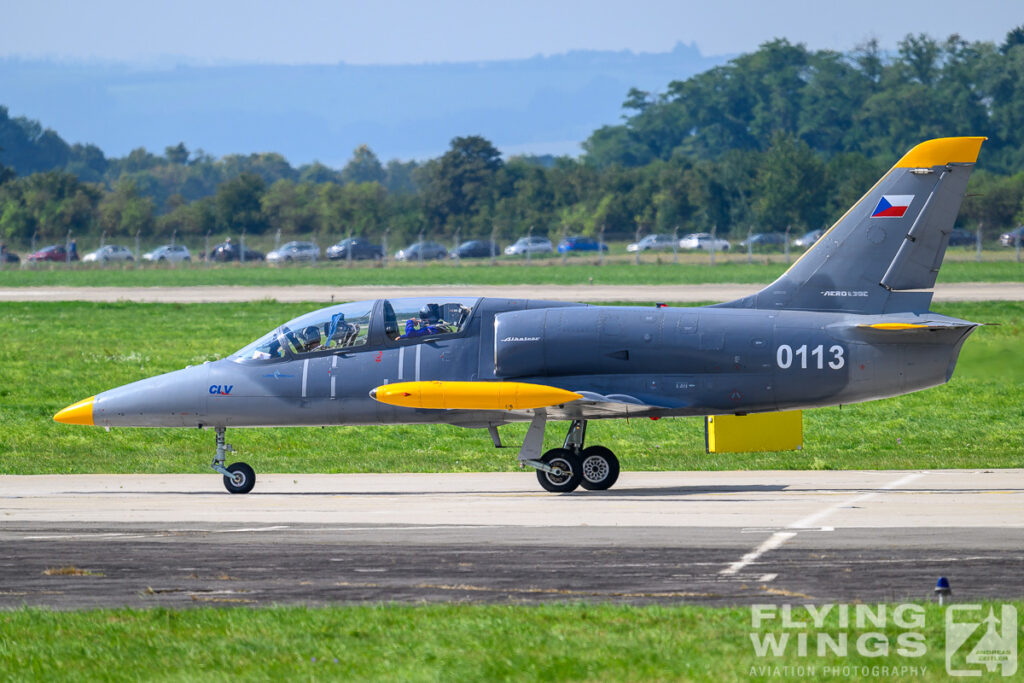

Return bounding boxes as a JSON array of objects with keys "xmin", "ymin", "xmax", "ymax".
[
  {"xmin": 536, "ymin": 448, "xmax": 583, "ymax": 493},
  {"xmin": 223, "ymin": 462, "xmax": 256, "ymax": 494},
  {"xmin": 579, "ymin": 446, "xmax": 620, "ymax": 491}
]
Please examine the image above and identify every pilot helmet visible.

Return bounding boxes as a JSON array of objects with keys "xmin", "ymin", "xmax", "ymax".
[
  {"xmin": 298, "ymin": 325, "xmax": 321, "ymax": 351},
  {"xmin": 419, "ymin": 303, "xmax": 440, "ymax": 324}
]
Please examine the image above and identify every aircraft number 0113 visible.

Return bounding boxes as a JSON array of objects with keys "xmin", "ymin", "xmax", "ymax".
[{"xmin": 776, "ymin": 344, "xmax": 845, "ymax": 370}]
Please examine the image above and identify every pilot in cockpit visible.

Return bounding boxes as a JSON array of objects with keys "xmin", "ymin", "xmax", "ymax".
[
  {"xmin": 296, "ymin": 325, "xmax": 323, "ymax": 353},
  {"xmin": 403, "ymin": 303, "xmax": 452, "ymax": 338}
]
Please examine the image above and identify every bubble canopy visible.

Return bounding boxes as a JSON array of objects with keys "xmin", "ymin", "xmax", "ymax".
[{"xmin": 231, "ymin": 297, "xmax": 478, "ymax": 362}]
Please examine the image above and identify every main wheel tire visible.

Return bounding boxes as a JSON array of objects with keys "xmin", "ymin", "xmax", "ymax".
[
  {"xmin": 223, "ymin": 462, "xmax": 256, "ymax": 494},
  {"xmin": 579, "ymin": 446, "xmax": 620, "ymax": 491},
  {"xmin": 536, "ymin": 448, "xmax": 582, "ymax": 493}
]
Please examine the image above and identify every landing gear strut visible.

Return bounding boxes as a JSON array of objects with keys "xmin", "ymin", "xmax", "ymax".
[
  {"xmin": 519, "ymin": 416, "xmax": 620, "ymax": 493},
  {"xmin": 211, "ymin": 426, "xmax": 256, "ymax": 494},
  {"xmin": 562, "ymin": 419, "xmax": 619, "ymax": 491}
]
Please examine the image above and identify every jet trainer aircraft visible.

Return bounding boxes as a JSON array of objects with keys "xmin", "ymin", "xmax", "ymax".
[{"xmin": 55, "ymin": 137, "xmax": 986, "ymax": 494}]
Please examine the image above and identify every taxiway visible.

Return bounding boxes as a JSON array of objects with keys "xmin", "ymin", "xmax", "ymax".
[
  {"xmin": 1, "ymin": 282, "xmax": 1022, "ymax": 304},
  {"xmin": 1, "ymin": 470, "xmax": 1021, "ymax": 608}
]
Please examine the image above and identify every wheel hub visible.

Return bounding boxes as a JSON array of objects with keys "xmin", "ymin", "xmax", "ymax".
[
  {"xmin": 582, "ymin": 456, "xmax": 609, "ymax": 483},
  {"xmin": 545, "ymin": 459, "xmax": 572, "ymax": 485}
]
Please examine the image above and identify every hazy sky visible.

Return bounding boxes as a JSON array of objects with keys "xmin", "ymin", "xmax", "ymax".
[{"xmin": 1, "ymin": 0, "xmax": 1021, "ymax": 64}]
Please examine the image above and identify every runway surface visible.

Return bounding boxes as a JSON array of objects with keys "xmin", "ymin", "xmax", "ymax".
[
  {"xmin": 1, "ymin": 282, "xmax": 1022, "ymax": 303},
  {"xmin": 1, "ymin": 470, "xmax": 1022, "ymax": 608}
]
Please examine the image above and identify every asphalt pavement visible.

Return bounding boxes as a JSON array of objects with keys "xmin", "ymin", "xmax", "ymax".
[{"xmin": 1, "ymin": 470, "xmax": 1021, "ymax": 608}]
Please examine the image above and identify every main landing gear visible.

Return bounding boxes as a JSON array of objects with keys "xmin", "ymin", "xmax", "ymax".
[
  {"xmin": 520, "ymin": 417, "xmax": 620, "ymax": 493},
  {"xmin": 210, "ymin": 426, "xmax": 256, "ymax": 494}
]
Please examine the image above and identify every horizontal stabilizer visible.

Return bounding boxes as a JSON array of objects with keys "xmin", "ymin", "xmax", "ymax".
[{"xmin": 370, "ymin": 381, "xmax": 581, "ymax": 411}]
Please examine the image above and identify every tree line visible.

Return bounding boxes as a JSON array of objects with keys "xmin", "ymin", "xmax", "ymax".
[{"xmin": 2, "ymin": 29, "xmax": 1024, "ymax": 248}]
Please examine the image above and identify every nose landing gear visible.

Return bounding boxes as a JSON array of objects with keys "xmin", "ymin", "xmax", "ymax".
[{"xmin": 210, "ymin": 426, "xmax": 256, "ymax": 494}]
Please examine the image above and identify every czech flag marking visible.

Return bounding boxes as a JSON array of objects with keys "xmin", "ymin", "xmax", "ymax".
[{"xmin": 872, "ymin": 194, "xmax": 914, "ymax": 218}]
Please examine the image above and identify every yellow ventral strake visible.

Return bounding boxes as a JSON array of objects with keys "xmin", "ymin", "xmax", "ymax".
[
  {"xmin": 894, "ymin": 136, "xmax": 986, "ymax": 168},
  {"xmin": 372, "ymin": 381, "xmax": 582, "ymax": 411}
]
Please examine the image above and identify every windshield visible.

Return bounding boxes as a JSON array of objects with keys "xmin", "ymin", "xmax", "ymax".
[
  {"xmin": 382, "ymin": 297, "xmax": 477, "ymax": 342},
  {"xmin": 231, "ymin": 301, "xmax": 375, "ymax": 362}
]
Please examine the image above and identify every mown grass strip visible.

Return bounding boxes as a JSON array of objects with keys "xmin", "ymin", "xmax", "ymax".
[
  {"xmin": 0, "ymin": 255, "xmax": 1021, "ymax": 287},
  {"xmin": 1, "ymin": 602, "xmax": 1013, "ymax": 681}
]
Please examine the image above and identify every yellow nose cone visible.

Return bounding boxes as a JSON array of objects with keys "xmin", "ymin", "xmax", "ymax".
[{"xmin": 54, "ymin": 396, "xmax": 95, "ymax": 425}]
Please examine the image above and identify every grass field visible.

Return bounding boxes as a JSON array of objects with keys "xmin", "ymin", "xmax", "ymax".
[
  {"xmin": 1, "ymin": 300, "xmax": 1021, "ymax": 475},
  {"xmin": 1, "ymin": 602, "xmax": 1011, "ymax": 681},
  {"xmin": 0, "ymin": 252, "xmax": 1021, "ymax": 287}
]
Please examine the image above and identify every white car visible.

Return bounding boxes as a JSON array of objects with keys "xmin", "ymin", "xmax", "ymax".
[
  {"xmin": 143, "ymin": 244, "xmax": 192, "ymax": 262},
  {"xmin": 627, "ymin": 234, "xmax": 678, "ymax": 252},
  {"xmin": 82, "ymin": 245, "xmax": 135, "ymax": 263},
  {"xmin": 267, "ymin": 241, "xmax": 320, "ymax": 263},
  {"xmin": 679, "ymin": 233, "xmax": 731, "ymax": 251},
  {"xmin": 504, "ymin": 236, "xmax": 553, "ymax": 256}
]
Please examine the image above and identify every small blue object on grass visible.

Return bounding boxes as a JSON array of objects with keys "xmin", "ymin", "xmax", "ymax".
[{"xmin": 934, "ymin": 576, "xmax": 952, "ymax": 605}]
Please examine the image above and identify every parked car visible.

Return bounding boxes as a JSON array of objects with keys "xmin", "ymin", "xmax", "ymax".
[
  {"xmin": 326, "ymin": 237, "xmax": 384, "ymax": 261},
  {"xmin": 82, "ymin": 245, "xmax": 134, "ymax": 263},
  {"xmin": 679, "ymin": 233, "xmax": 730, "ymax": 251},
  {"xmin": 504, "ymin": 236, "xmax": 553, "ymax": 256},
  {"xmin": 948, "ymin": 228, "xmax": 976, "ymax": 247},
  {"xmin": 793, "ymin": 228, "xmax": 825, "ymax": 248},
  {"xmin": 395, "ymin": 241, "xmax": 448, "ymax": 261},
  {"xmin": 26, "ymin": 245, "xmax": 75, "ymax": 263},
  {"xmin": 1, "ymin": 249, "xmax": 19, "ymax": 264},
  {"xmin": 143, "ymin": 244, "xmax": 192, "ymax": 262},
  {"xmin": 450, "ymin": 240, "xmax": 499, "ymax": 259},
  {"xmin": 267, "ymin": 241, "xmax": 320, "ymax": 263},
  {"xmin": 206, "ymin": 241, "xmax": 265, "ymax": 262},
  {"xmin": 740, "ymin": 232, "xmax": 787, "ymax": 248},
  {"xmin": 557, "ymin": 236, "xmax": 608, "ymax": 253},
  {"xmin": 999, "ymin": 226, "xmax": 1024, "ymax": 247},
  {"xmin": 627, "ymin": 234, "xmax": 677, "ymax": 252}
]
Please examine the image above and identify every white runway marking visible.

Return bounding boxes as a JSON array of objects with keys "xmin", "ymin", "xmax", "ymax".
[
  {"xmin": 720, "ymin": 472, "xmax": 927, "ymax": 576},
  {"xmin": 720, "ymin": 532, "xmax": 796, "ymax": 576},
  {"xmin": 788, "ymin": 473, "xmax": 925, "ymax": 529},
  {"xmin": 759, "ymin": 573, "xmax": 778, "ymax": 582}
]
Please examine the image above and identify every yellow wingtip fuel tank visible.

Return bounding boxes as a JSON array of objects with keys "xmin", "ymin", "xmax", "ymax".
[{"xmin": 371, "ymin": 381, "xmax": 581, "ymax": 411}]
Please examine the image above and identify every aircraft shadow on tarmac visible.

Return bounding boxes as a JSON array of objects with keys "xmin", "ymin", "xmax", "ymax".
[{"xmin": 62, "ymin": 484, "xmax": 790, "ymax": 497}]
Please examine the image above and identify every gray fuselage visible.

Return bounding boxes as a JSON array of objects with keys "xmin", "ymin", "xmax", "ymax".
[{"xmin": 90, "ymin": 296, "xmax": 975, "ymax": 430}]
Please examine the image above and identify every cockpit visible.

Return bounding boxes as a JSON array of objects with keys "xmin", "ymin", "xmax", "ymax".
[{"xmin": 231, "ymin": 297, "xmax": 479, "ymax": 363}]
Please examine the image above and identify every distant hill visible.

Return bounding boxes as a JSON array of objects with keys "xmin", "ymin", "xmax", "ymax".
[{"xmin": 0, "ymin": 44, "xmax": 727, "ymax": 165}]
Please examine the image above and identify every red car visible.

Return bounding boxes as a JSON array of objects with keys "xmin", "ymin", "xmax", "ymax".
[{"xmin": 26, "ymin": 245, "xmax": 78, "ymax": 262}]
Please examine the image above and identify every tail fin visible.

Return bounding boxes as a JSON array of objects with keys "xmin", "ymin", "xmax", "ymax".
[{"xmin": 721, "ymin": 137, "xmax": 985, "ymax": 314}]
